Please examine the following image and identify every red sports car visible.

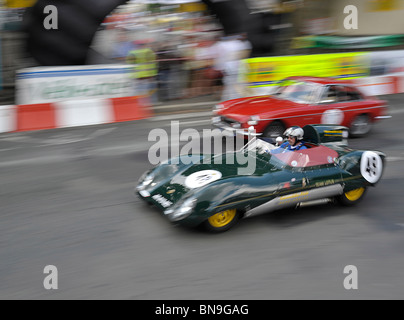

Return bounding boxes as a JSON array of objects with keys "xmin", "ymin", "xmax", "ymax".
[{"xmin": 212, "ymin": 76, "xmax": 390, "ymax": 138}]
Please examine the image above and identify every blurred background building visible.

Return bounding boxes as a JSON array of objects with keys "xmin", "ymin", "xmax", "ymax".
[
  {"xmin": 292, "ymin": 0, "xmax": 404, "ymax": 53},
  {"xmin": 2, "ymin": 0, "xmax": 404, "ymax": 105}
]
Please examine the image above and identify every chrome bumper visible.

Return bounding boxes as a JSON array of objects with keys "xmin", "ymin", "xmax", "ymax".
[
  {"xmin": 374, "ymin": 115, "xmax": 392, "ymax": 120},
  {"xmin": 211, "ymin": 117, "xmax": 262, "ymax": 137}
]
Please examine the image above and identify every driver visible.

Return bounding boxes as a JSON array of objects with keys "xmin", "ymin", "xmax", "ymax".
[{"xmin": 271, "ymin": 126, "xmax": 307, "ymax": 154}]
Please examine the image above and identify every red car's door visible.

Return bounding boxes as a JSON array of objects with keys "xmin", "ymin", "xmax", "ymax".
[{"xmin": 306, "ymin": 85, "xmax": 368, "ymax": 127}]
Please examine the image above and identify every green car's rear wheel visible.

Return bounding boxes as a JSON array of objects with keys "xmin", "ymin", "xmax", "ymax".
[
  {"xmin": 204, "ymin": 209, "xmax": 240, "ymax": 232},
  {"xmin": 337, "ymin": 187, "xmax": 367, "ymax": 206}
]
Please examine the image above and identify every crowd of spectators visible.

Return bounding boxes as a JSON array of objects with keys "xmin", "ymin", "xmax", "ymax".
[{"xmin": 104, "ymin": 10, "xmax": 253, "ymax": 104}]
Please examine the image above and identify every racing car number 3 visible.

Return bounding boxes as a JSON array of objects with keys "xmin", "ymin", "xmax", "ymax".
[{"xmin": 360, "ymin": 151, "xmax": 383, "ymax": 184}]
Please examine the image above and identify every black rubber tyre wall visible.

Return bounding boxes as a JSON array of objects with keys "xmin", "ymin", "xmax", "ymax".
[
  {"xmin": 23, "ymin": 0, "xmax": 283, "ymax": 66},
  {"xmin": 23, "ymin": 0, "xmax": 128, "ymax": 66}
]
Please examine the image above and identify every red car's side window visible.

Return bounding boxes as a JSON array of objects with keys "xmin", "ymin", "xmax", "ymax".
[
  {"xmin": 322, "ymin": 85, "xmax": 363, "ymax": 103},
  {"xmin": 345, "ymin": 86, "xmax": 363, "ymax": 101}
]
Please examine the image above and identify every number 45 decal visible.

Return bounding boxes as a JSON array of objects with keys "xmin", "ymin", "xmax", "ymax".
[{"xmin": 360, "ymin": 151, "xmax": 383, "ymax": 184}]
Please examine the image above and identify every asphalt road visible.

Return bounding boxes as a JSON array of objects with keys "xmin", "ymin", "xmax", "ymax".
[{"xmin": 1, "ymin": 94, "xmax": 404, "ymax": 300}]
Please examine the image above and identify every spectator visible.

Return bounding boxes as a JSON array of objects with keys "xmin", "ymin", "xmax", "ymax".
[
  {"xmin": 192, "ymin": 39, "xmax": 213, "ymax": 97},
  {"xmin": 219, "ymin": 34, "xmax": 252, "ymax": 101},
  {"xmin": 181, "ymin": 34, "xmax": 200, "ymax": 98},
  {"xmin": 156, "ymin": 42, "xmax": 184, "ymax": 101},
  {"xmin": 206, "ymin": 33, "xmax": 225, "ymax": 99},
  {"xmin": 156, "ymin": 42, "xmax": 174, "ymax": 102},
  {"xmin": 111, "ymin": 29, "xmax": 135, "ymax": 62},
  {"xmin": 126, "ymin": 39, "xmax": 158, "ymax": 105}
]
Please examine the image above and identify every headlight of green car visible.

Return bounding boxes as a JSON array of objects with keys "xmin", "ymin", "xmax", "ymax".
[
  {"xmin": 164, "ymin": 197, "xmax": 197, "ymax": 222},
  {"xmin": 136, "ymin": 171, "xmax": 155, "ymax": 192}
]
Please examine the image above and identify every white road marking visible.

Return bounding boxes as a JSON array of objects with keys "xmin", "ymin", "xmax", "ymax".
[
  {"xmin": 388, "ymin": 109, "xmax": 404, "ymax": 115},
  {"xmin": 176, "ymin": 119, "xmax": 211, "ymax": 126},
  {"xmin": 0, "ymin": 136, "xmax": 34, "ymax": 142},
  {"xmin": 152, "ymin": 101, "xmax": 218, "ymax": 110},
  {"xmin": 0, "ymin": 147, "xmax": 19, "ymax": 152},
  {"xmin": 0, "ymin": 127, "xmax": 117, "ymax": 146},
  {"xmin": 386, "ymin": 156, "xmax": 404, "ymax": 162},
  {"xmin": 86, "ymin": 127, "xmax": 117, "ymax": 138},
  {"xmin": 1, "ymin": 104, "xmax": 404, "ymax": 166},
  {"xmin": 149, "ymin": 112, "xmax": 212, "ymax": 122}
]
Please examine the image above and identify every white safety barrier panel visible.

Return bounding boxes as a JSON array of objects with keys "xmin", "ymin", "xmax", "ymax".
[
  {"xmin": 16, "ymin": 65, "xmax": 133, "ymax": 105},
  {"xmin": 0, "ymin": 105, "xmax": 16, "ymax": 133},
  {"xmin": 55, "ymin": 99, "xmax": 114, "ymax": 128},
  {"xmin": 353, "ymin": 75, "xmax": 396, "ymax": 96}
]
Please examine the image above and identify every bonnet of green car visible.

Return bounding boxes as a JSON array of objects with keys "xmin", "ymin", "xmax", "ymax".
[{"xmin": 143, "ymin": 151, "xmax": 271, "ymax": 201}]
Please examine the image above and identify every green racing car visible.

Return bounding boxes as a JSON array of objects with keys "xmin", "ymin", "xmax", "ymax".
[{"xmin": 136, "ymin": 124, "xmax": 385, "ymax": 232}]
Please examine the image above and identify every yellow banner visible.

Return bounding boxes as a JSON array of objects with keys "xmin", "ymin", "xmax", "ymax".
[
  {"xmin": 4, "ymin": 0, "xmax": 36, "ymax": 8},
  {"xmin": 368, "ymin": 0, "xmax": 400, "ymax": 11},
  {"xmin": 179, "ymin": 3, "xmax": 207, "ymax": 12},
  {"xmin": 245, "ymin": 52, "xmax": 370, "ymax": 87}
]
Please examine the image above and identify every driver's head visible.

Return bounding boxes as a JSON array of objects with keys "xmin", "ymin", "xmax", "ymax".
[
  {"xmin": 287, "ymin": 135, "xmax": 297, "ymax": 146},
  {"xmin": 284, "ymin": 126, "xmax": 304, "ymax": 146}
]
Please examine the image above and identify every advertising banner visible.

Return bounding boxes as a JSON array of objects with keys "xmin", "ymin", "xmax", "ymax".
[
  {"xmin": 244, "ymin": 52, "xmax": 371, "ymax": 88},
  {"xmin": 16, "ymin": 65, "xmax": 134, "ymax": 105},
  {"xmin": 368, "ymin": 0, "xmax": 400, "ymax": 12},
  {"xmin": 368, "ymin": 49, "xmax": 404, "ymax": 75},
  {"xmin": 292, "ymin": 35, "xmax": 404, "ymax": 50},
  {"xmin": 4, "ymin": 0, "xmax": 36, "ymax": 8}
]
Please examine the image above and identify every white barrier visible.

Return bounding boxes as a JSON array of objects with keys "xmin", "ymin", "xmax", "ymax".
[
  {"xmin": 0, "ymin": 105, "xmax": 16, "ymax": 133},
  {"xmin": 353, "ymin": 75, "xmax": 396, "ymax": 96},
  {"xmin": 55, "ymin": 99, "xmax": 114, "ymax": 128},
  {"xmin": 1, "ymin": 67, "xmax": 403, "ymax": 134},
  {"xmin": 16, "ymin": 65, "xmax": 134, "ymax": 105}
]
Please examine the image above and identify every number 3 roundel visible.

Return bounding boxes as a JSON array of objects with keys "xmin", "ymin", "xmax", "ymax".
[{"xmin": 360, "ymin": 151, "xmax": 383, "ymax": 184}]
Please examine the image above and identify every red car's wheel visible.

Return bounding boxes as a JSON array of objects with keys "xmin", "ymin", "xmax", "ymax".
[
  {"xmin": 263, "ymin": 121, "xmax": 285, "ymax": 139},
  {"xmin": 349, "ymin": 114, "xmax": 372, "ymax": 137}
]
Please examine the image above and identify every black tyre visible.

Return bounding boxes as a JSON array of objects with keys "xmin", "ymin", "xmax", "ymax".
[
  {"xmin": 337, "ymin": 187, "xmax": 367, "ymax": 206},
  {"xmin": 203, "ymin": 209, "xmax": 240, "ymax": 233},
  {"xmin": 24, "ymin": 0, "xmax": 128, "ymax": 65},
  {"xmin": 263, "ymin": 121, "xmax": 285, "ymax": 139},
  {"xmin": 349, "ymin": 114, "xmax": 372, "ymax": 137}
]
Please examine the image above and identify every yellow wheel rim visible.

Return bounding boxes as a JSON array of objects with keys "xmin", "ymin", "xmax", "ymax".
[
  {"xmin": 208, "ymin": 209, "xmax": 237, "ymax": 228},
  {"xmin": 345, "ymin": 188, "xmax": 365, "ymax": 201}
]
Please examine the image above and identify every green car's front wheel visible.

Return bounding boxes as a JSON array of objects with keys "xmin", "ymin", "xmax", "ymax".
[
  {"xmin": 203, "ymin": 209, "xmax": 240, "ymax": 232},
  {"xmin": 337, "ymin": 187, "xmax": 367, "ymax": 206}
]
